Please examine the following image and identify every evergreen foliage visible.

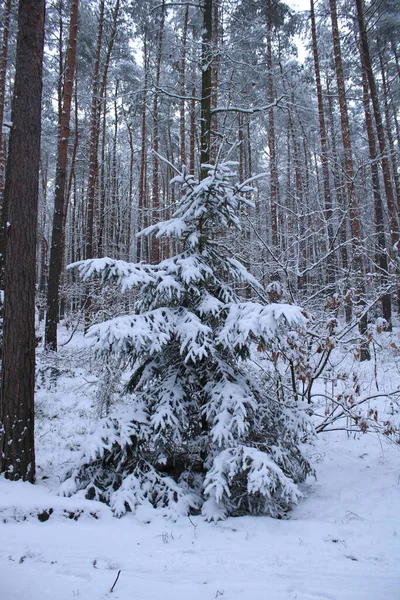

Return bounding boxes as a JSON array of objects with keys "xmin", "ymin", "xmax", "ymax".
[{"xmin": 61, "ymin": 163, "xmax": 314, "ymax": 520}]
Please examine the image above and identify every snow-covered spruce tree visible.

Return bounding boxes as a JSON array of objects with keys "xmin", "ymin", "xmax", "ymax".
[{"xmin": 60, "ymin": 163, "xmax": 313, "ymax": 520}]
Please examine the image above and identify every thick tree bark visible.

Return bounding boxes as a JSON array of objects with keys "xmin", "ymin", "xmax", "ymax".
[
  {"xmin": 45, "ymin": 0, "xmax": 79, "ymax": 351},
  {"xmin": 0, "ymin": 0, "xmax": 45, "ymax": 482}
]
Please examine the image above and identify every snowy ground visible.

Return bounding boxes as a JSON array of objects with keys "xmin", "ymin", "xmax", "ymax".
[{"xmin": 1, "ymin": 328, "xmax": 399, "ymax": 600}]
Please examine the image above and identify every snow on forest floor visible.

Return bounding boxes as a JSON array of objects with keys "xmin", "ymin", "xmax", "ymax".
[{"xmin": 1, "ymin": 327, "xmax": 400, "ymax": 600}]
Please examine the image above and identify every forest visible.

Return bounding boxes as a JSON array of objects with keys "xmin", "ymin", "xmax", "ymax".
[{"xmin": 0, "ymin": 0, "xmax": 399, "ymax": 598}]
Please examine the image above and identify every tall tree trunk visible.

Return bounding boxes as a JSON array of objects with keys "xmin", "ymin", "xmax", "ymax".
[
  {"xmin": 210, "ymin": 0, "xmax": 219, "ymax": 162},
  {"xmin": 329, "ymin": 0, "xmax": 369, "ymax": 359},
  {"xmin": 127, "ymin": 121, "xmax": 135, "ymax": 260},
  {"xmin": 266, "ymin": 0, "xmax": 279, "ymax": 251},
  {"xmin": 37, "ymin": 154, "xmax": 48, "ymax": 320},
  {"xmin": 360, "ymin": 58, "xmax": 392, "ymax": 327},
  {"xmin": 97, "ymin": 90, "xmax": 108, "ymax": 257},
  {"xmin": 238, "ymin": 114, "xmax": 244, "ymax": 184},
  {"xmin": 57, "ymin": 0, "xmax": 64, "ymax": 126},
  {"xmin": 390, "ymin": 39, "xmax": 400, "ymax": 83},
  {"xmin": 95, "ymin": 0, "xmax": 120, "ymax": 255},
  {"xmin": 45, "ymin": 0, "xmax": 79, "ymax": 351},
  {"xmin": 111, "ymin": 82, "xmax": 119, "ymax": 255},
  {"xmin": 179, "ymin": 6, "xmax": 189, "ymax": 167},
  {"xmin": 64, "ymin": 77, "xmax": 79, "ymax": 245},
  {"xmin": 189, "ymin": 25, "xmax": 197, "ymax": 175},
  {"xmin": 151, "ymin": 0, "xmax": 165, "ymax": 264},
  {"xmin": 355, "ymin": 0, "xmax": 399, "ymax": 250},
  {"xmin": 200, "ymin": 0, "xmax": 212, "ymax": 179},
  {"xmin": 246, "ymin": 119, "xmax": 252, "ymax": 178},
  {"xmin": 138, "ymin": 36, "xmax": 149, "ymax": 260},
  {"xmin": 310, "ymin": 0, "xmax": 335, "ymax": 289},
  {"xmin": 378, "ymin": 47, "xmax": 400, "ymax": 214},
  {"xmin": 0, "ymin": 0, "xmax": 45, "ymax": 482},
  {"xmin": 329, "ymin": 0, "xmax": 361, "ymax": 252},
  {"xmin": 85, "ymin": 0, "xmax": 105, "ymax": 261},
  {"xmin": 326, "ymin": 75, "xmax": 349, "ymax": 295}
]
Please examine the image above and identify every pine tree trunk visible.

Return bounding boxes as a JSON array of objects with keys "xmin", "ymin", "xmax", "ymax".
[
  {"xmin": 266, "ymin": 0, "xmax": 279, "ymax": 251},
  {"xmin": 329, "ymin": 0, "xmax": 369, "ymax": 358},
  {"xmin": 379, "ymin": 47, "xmax": 400, "ymax": 214},
  {"xmin": 246, "ymin": 119, "xmax": 252, "ymax": 178},
  {"xmin": 179, "ymin": 6, "xmax": 189, "ymax": 167},
  {"xmin": 0, "ymin": 0, "xmax": 45, "ymax": 482},
  {"xmin": 210, "ymin": 0, "xmax": 219, "ymax": 162},
  {"xmin": 326, "ymin": 75, "xmax": 349, "ymax": 301},
  {"xmin": 189, "ymin": 26, "xmax": 197, "ymax": 175},
  {"xmin": 85, "ymin": 0, "xmax": 105, "ymax": 261},
  {"xmin": 111, "ymin": 83, "xmax": 119, "ymax": 255},
  {"xmin": 329, "ymin": 0, "xmax": 361, "ymax": 250},
  {"xmin": 97, "ymin": 100, "xmax": 107, "ymax": 256},
  {"xmin": 127, "ymin": 122, "xmax": 135, "ymax": 260},
  {"xmin": 390, "ymin": 39, "xmax": 400, "ymax": 83},
  {"xmin": 200, "ymin": 0, "xmax": 212, "ymax": 179},
  {"xmin": 310, "ymin": 0, "xmax": 335, "ymax": 289},
  {"xmin": 238, "ymin": 114, "xmax": 244, "ymax": 184},
  {"xmin": 151, "ymin": 0, "xmax": 165, "ymax": 264},
  {"xmin": 45, "ymin": 0, "xmax": 79, "ymax": 351},
  {"xmin": 37, "ymin": 154, "xmax": 48, "ymax": 302},
  {"xmin": 90, "ymin": 0, "xmax": 119, "ymax": 259},
  {"xmin": 360, "ymin": 59, "xmax": 392, "ymax": 327},
  {"xmin": 64, "ymin": 78, "xmax": 79, "ymax": 258},
  {"xmin": 355, "ymin": 0, "xmax": 399, "ymax": 249},
  {"xmin": 138, "ymin": 37, "xmax": 149, "ymax": 260}
]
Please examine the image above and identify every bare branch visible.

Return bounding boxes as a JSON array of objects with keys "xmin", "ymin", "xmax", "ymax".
[
  {"xmin": 211, "ymin": 95, "xmax": 286, "ymax": 115},
  {"xmin": 155, "ymin": 86, "xmax": 201, "ymax": 102},
  {"xmin": 150, "ymin": 2, "xmax": 201, "ymax": 14}
]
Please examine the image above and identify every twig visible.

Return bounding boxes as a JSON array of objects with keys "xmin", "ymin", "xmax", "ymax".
[
  {"xmin": 60, "ymin": 295, "xmax": 91, "ymax": 347},
  {"xmin": 187, "ymin": 515, "xmax": 198, "ymax": 530},
  {"xmin": 110, "ymin": 570, "xmax": 121, "ymax": 593},
  {"xmin": 59, "ymin": 316, "xmax": 82, "ymax": 347}
]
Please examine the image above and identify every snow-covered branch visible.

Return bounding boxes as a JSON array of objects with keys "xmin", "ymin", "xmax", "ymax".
[{"xmin": 211, "ymin": 95, "xmax": 285, "ymax": 115}]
